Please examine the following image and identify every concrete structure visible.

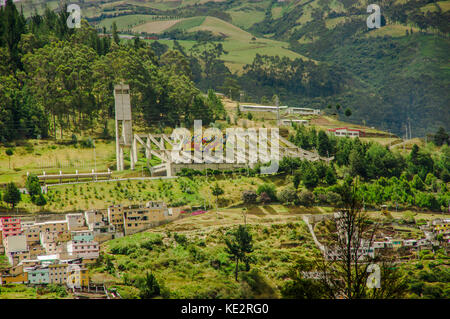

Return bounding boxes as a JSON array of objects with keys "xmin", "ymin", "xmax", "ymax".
[
  {"xmin": 33, "ymin": 220, "xmax": 68, "ymax": 233},
  {"xmin": 22, "ymin": 225, "xmax": 40, "ymax": 245},
  {"xmin": 71, "ymin": 230, "xmax": 94, "ymax": 242},
  {"xmin": 327, "ymin": 127, "xmax": 364, "ymax": 138},
  {"xmin": 67, "ymin": 240, "xmax": 99, "ymax": 260},
  {"xmin": 286, "ymin": 107, "xmax": 320, "ymax": 115},
  {"xmin": 66, "ymin": 213, "xmax": 86, "ymax": 231},
  {"xmin": 122, "ymin": 202, "xmax": 169, "ymax": 235},
  {"xmin": 0, "ymin": 217, "xmax": 22, "ymax": 239},
  {"xmin": 26, "ymin": 266, "xmax": 50, "ymax": 285},
  {"xmin": 37, "ymin": 170, "xmax": 112, "ymax": 183},
  {"xmin": 48, "ymin": 263, "xmax": 68, "ymax": 285},
  {"xmin": 108, "ymin": 205, "xmax": 125, "ymax": 233},
  {"xmin": 280, "ymin": 119, "xmax": 309, "ymax": 126},
  {"xmin": 114, "ymin": 83, "xmax": 133, "ymax": 171},
  {"xmin": 4, "ymin": 235, "xmax": 27, "ymax": 254},
  {"xmin": 239, "ymin": 104, "xmax": 288, "ymax": 113}
]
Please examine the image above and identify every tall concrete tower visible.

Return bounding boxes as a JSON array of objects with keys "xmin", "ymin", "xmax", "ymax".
[{"xmin": 114, "ymin": 83, "xmax": 133, "ymax": 171}]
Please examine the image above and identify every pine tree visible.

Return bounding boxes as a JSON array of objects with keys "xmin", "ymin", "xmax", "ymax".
[
  {"xmin": 225, "ymin": 225, "xmax": 254, "ymax": 281},
  {"xmin": 111, "ymin": 22, "xmax": 120, "ymax": 44}
]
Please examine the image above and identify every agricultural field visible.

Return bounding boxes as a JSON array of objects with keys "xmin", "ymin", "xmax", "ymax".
[
  {"xmin": 365, "ymin": 25, "xmax": 421, "ymax": 38},
  {"xmin": 21, "ymin": 174, "xmax": 288, "ymax": 213},
  {"xmin": 145, "ymin": 16, "xmax": 310, "ymax": 72},
  {"xmin": 96, "ymin": 14, "xmax": 158, "ymax": 32},
  {"xmin": 0, "ymin": 139, "xmax": 117, "ymax": 185}
]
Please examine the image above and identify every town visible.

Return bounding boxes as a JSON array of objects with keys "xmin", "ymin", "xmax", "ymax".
[{"xmin": 0, "ymin": 201, "xmax": 180, "ymax": 293}]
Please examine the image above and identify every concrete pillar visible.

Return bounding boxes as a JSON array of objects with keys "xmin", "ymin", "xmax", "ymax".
[
  {"xmin": 115, "ymin": 119, "xmax": 121, "ymax": 172},
  {"xmin": 130, "ymin": 146, "xmax": 135, "ymax": 171},
  {"xmin": 133, "ymin": 137, "xmax": 137, "ymax": 164},
  {"xmin": 146, "ymin": 136, "xmax": 151, "ymax": 160}
]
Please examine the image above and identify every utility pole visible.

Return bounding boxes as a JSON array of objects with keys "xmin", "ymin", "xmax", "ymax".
[
  {"xmin": 93, "ymin": 139, "xmax": 96, "ymax": 172},
  {"xmin": 409, "ymin": 118, "xmax": 412, "ymax": 139}
]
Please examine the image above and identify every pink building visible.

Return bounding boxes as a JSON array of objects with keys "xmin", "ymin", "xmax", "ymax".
[{"xmin": 0, "ymin": 217, "xmax": 22, "ymax": 239}]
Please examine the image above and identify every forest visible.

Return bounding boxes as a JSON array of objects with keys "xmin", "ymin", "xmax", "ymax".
[{"xmin": 0, "ymin": 1, "xmax": 225, "ymax": 142}]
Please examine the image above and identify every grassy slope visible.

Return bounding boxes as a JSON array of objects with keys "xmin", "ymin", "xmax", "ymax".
[
  {"xmin": 91, "ymin": 205, "xmax": 450, "ymax": 298},
  {"xmin": 163, "ymin": 16, "xmax": 310, "ymax": 73},
  {"xmin": 91, "ymin": 210, "xmax": 319, "ymax": 298}
]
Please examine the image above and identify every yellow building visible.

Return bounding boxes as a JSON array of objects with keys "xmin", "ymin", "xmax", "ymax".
[
  {"xmin": 67, "ymin": 267, "xmax": 89, "ymax": 288},
  {"xmin": 123, "ymin": 202, "xmax": 168, "ymax": 235},
  {"xmin": 48, "ymin": 263, "xmax": 68, "ymax": 285},
  {"xmin": 0, "ymin": 272, "xmax": 28, "ymax": 285}
]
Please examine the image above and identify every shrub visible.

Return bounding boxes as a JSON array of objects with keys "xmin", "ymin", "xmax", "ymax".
[
  {"xmin": 174, "ymin": 233, "xmax": 188, "ymax": 247},
  {"xmin": 71, "ymin": 134, "xmax": 78, "ymax": 145},
  {"xmin": 298, "ymin": 191, "xmax": 315, "ymax": 207},
  {"xmin": 256, "ymin": 183, "xmax": 277, "ymax": 201},
  {"xmin": 138, "ymin": 272, "xmax": 160, "ymax": 299},
  {"xmin": 80, "ymin": 137, "xmax": 94, "ymax": 148},
  {"xmin": 277, "ymin": 186, "xmax": 298, "ymax": 204},
  {"xmin": 325, "ymin": 192, "xmax": 341, "ymax": 206},
  {"xmin": 242, "ymin": 190, "xmax": 257, "ymax": 205},
  {"xmin": 110, "ymin": 243, "xmax": 138, "ymax": 255}
]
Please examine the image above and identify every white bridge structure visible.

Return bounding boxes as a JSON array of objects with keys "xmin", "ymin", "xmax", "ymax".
[{"xmin": 114, "ymin": 84, "xmax": 333, "ymax": 176}]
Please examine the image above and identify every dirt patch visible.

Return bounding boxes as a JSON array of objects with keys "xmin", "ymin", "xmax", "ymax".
[
  {"xmin": 248, "ymin": 206, "xmax": 266, "ymax": 216},
  {"xmin": 310, "ymin": 117, "xmax": 332, "ymax": 126},
  {"xmin": 288, "ymin": 206, "xmax": 322, "ymax": 215},
  {"xmin": 263, "ymin": 205, "xmax": 278, "ymax": 215}
]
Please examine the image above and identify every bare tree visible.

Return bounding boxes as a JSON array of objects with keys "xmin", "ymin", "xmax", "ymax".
[{"xmin": 314, "ymin": 178, "xmax": 407, "ymax": 299}]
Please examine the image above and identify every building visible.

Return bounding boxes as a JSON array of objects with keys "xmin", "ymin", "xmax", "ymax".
[
  {"xmin": 71, "ymin": 230, "xmax": 94, "ymax": 242},
  {"xmin": 4, "ymin": 234, "xmax": 27, "ymax": 254},
  {"xmin": 48, "ymin": 263, "xmax": 68, "ymax": 285},
  {"xmin": 0, "ymin": 217, "xmax": 22, "ymax": 239},
  {"xmin": 26, "ymin": 266, "xmax": 50, "ymax": 285},
  {"xmin": 85, "ymin": 210, "xmax": 115, "ymax": 236},
  {"xmin": 327, "ymin": 127, "xmax": 364, "ymax": 138},
  {"xmin": 433, "ymin": 220, "xmax": 450, "ymax": 234},
  {"xmin": 85, "ymin": 210, "xmax": 107, "ymax": 227},
  {"xmin": 404, "ymin": 239, "xmax": 418, "ymax": 247},
  {"xmin": 286, "ymin": 107, "xmax": 320, "ymax": 115},
  {"xmin": 67, "ymin": 240, "xmax": 99, "ymax": 260},
  {"xmin": 66, "ymin": 214, "xmax": 86, "ymax": 231},
  {"xmin": 122, "ymin": 202, "xmax": 170, "ymax": 235},
  {"xmin": 67, "ymin": 266, "xmax": 89, "ymax": 288},
  {"xmin": 280, "ymin": 119, "xmax": 309, "ymax": 126},
  {"xmin": 239, "ymin": 104, "xmax": 288, "ymax": 113},
  {"xmin": 108, "ymin": 205, "xmax": 125, "ymax": 233},
  {"xmin": 34, "ymin": 220, "xmax": 68, "ymax": 233},
  {"xmin": 22, "ymin": 225, "xmax": 41, "ymax": 245},
  {"xmin": 0, "ymin": 272, "xmax": 28, "ymax": 285}
]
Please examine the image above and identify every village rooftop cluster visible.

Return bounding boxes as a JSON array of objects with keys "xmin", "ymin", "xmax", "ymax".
[{"xmin": 0, "ymin": 201, "xmax": 180, "ymax": 288}]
